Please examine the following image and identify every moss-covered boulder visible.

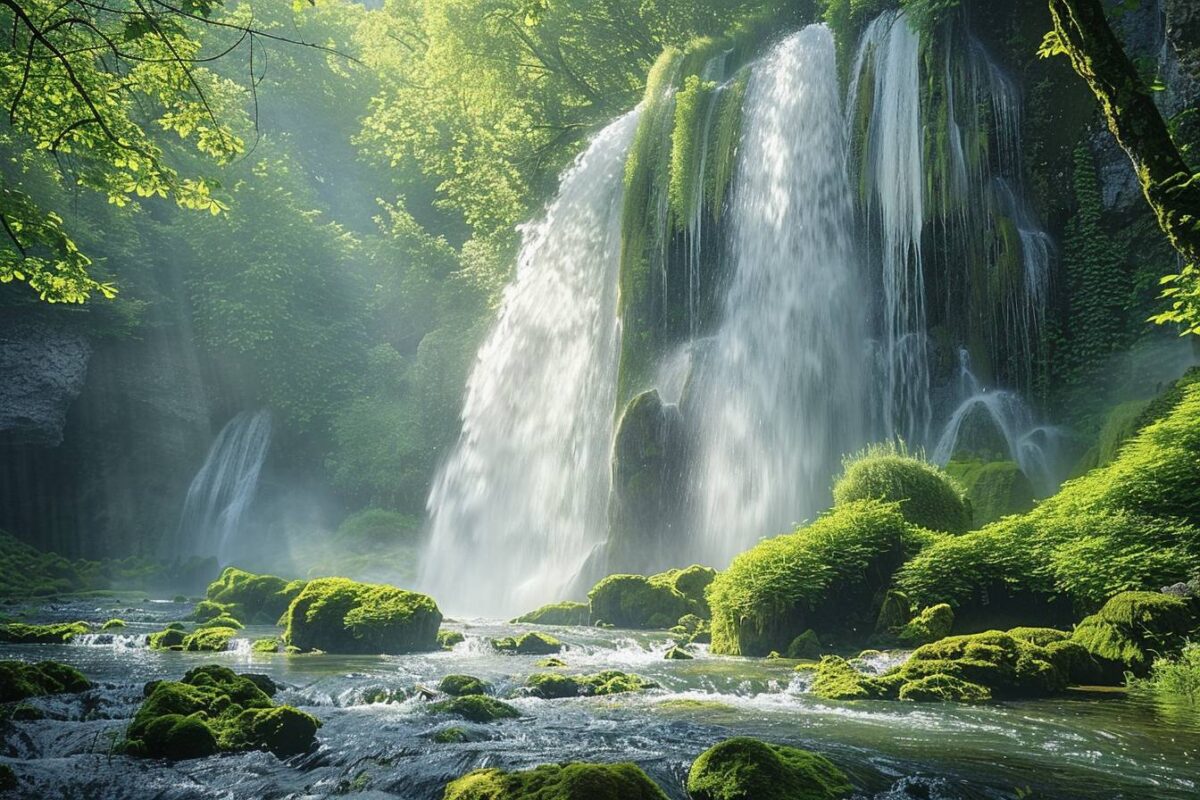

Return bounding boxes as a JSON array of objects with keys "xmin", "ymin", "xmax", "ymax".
[
  {"xmin": 122, "ymin": 664, "xmax": 319, "ymax": 759},
  {"xmin": 524, "ymin": 671, "xmax": 655, "ymax": 699},
  {"xmin": 196, "ymin": 614, "xmax": 243, "ymax": 630},
  {"xmin": 491, "ymin": 631, "xmax": 563, "ymax": 655},
  {"xmin": 438, "ymin": 630, "xmax": 466, "ymax": 649},
  {"xmin": 708, "ymin": 501, "xmax": 926, "ymax": 655},
  {"xmin": 0, "ymin": 660, "xmax": 90, "ymax": 703},
  {"xmin": 439, "ymin": 675, "xmax": 489, "ymax": 697},
  {"xmin": 190, "ymin": 600, "xmax": 234, "ymax": 623},
  {"xmin": 205, "ymin": 567, "xmax": 306, "ymax": 624},
  {"xmin": 512, "ymin": 601, "xmax": 590, "ymax": 627},
  {"xmin": 669, "ymin": 613, "xmax": 710, "ymax": 644},
  {"xmin": 148, "ymin": 627, "xmax": 188, "ymax": 651},
  {"xmin": 101, "ymin": 618, "xmax": 127, "ymax": 630},
  {"xmin": 686, "ymin": 737, "xmax": 852, "ymax": 800},
  {"xmin": 282, "ymin": 577, "xmax": 442, "ymax": 654},
  {"xmin": 874, "ymin": 590, "xmax": 912, "ymax": 633},
  {"xmin": 896, "ymin": 604, "xmax": 954, "ymax": 646},
  {"xmin": 0, "ymin": 621, "xmax": 88, "ymax": 644},
  {"xmin": 833, "ymin": 446, "xmax": 971, "ymax": 533},
  {"xmin": 944, "ymin": 460, "xmax": 1035, "ymax": 525},
  {"xmin": 1070, "ymin": 591, "xmax": 1196, "ymax": 678},
  {"xmin": 251, "ymin": 638, "xmax": 281, "ymax": 653},
  {"xmin": 664, "ymin": 645, "xmax": 694, "ymax": 660},
  {"xmin": 182, "ymin": 626, "xmax": 238, "ymax": 652},
  {"xmin": 429, "ymin": 695, "xmax": 520, "ymax": 723},
  {"xmin": 786, "ymin": 630, "xmax": 823, "ymax": 660},
  {"xmin": 588, "ymin": 565, "xmax": 715, "ymax": 629},
  {"xmin": 809, "ymin": 656, "xmax": 896, "ymax": 701},
  {"xmin": 443, "ymin": 762, "xmax": 668, "ymax": 800}
]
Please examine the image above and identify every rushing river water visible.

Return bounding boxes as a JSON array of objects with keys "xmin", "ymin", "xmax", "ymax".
[{"xmin": 1, "ymin": 597, "xmax": 1197, "ymax": 799}]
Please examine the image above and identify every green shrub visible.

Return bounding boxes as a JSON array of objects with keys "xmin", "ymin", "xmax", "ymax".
[
  {"xmin": 943, "ymin": 460, "xmax": 1035, "ymax": 525},
  {"xmin": 444, "ymin": 763, "xmax": 668, "ymax": 800},
  {"xmin": 282, "ymin": 577, "xmax": 442, "ymax": 654},
  {"xmin": 512, "ymin": 601, "xmax": 590, "ymax": 627},
  {"xmin": 686, "ymin": 737, "xmax": 852, "ymax": 800},
  {"xmin": 833, "ymin": 444, "xmax": 971, "ymax": 533},
  {"xmin": 708, "ymin": 501, "xmax": 924, "ymax": 655},
  {"xmin": 206, "ymin": 567, "xmax": 305, "ymax": 624},
  {"xmin": 0, "ymin": 660, "xmax": 90, "ymax": 703},
  {"xmin": 1131, "ymin": 642, "xmax": 1200, "ymax": 703},
  {"xmin": 588, "ymin": 565, "xmax": 715, "ymax": 629}
]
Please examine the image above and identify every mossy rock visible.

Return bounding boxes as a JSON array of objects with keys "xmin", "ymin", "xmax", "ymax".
[
  {"xmin": 785, "ymin": 630, "xmax": 823, "ymax": 660},
  {"xmin": 190, "ymin": 600, "xmax": 235, "ymax": 623},
  {"xmin": 536, "ymin": 657, "xmax": 568, "ymax": 668},
  {"xmin": 686, "ymin": 737, "xmax": 852, "ymax": 800},
  {"xmin": 491, "ymin": 632, "xmax": 562, "ymax": 655},
  {"xmin": 587, "ymin": 565, "xmax": 715, "ymax": 630},
  {"xmin": 101, "ymin": 618, "xmax": 127, "ymax": 630},
  {"xmin": 206, "ymin": 567, "xmax": 306, "ymax": 624},
  {"xmin": 443, "ymin": 762, "xmax": 668, "ymax": 800},
  {"xmin": 874, "ymin": 590, "xmax": 911, "ymax": 633},
  {"xmin": 282, "ymin": 577, "xmax": 442, "ymax": 655},
  {"xmin": 664, "ymin": 645, "xmax": 694, "ymax": 660},
  {"xmin": 810, "ymin": 656, "xmax": 892, "ymax": 701},
  {"xmin": 122, "ymin": 664, "xmax": 319, "ymax": 760},
  {"xmin": 512, "ymin": 601, "xmax": 590, "ymax": 627},
  {"xmin": 148, "ymin": 628, "xmax": 188, "ymax": 651},
  {"xmin": 896, "ymin": 604, "xmax": 954, "ymax": 646},
  {"xmin": 438, "ymin": 630, "xmax": 466, "ymax": 650},
  {"xmin": 432, "ymin": 727, "xmax": 469, "ymax": 744},
  {"xmin": 196, "ymin": 615, "xmax": 243, "ymax": 630},
  {"xmin": 833, "ymin": 447, "xmax": 971, "ymax": 533},
  {"xmin": 0, "ymin": 621, "xmax": 88, "ymax": 644},
  {"xmin": 0, "ymin": 660, "xmax": 90, "ymax": 703},
  {"xmin": 708, "ymin": 501, "xmax": 923, "ymax": 655},
  {"xmin": 897, "ymin": 674, "xmax": 991, "ymax": 702},
  {"xmin": 429, "ymin": 695, "xmax": 520, "ymax": 723},
  {"xmin": 1070, "ymin": 591, "xmax": 1196, "ymax": 678},
  {"xmin": 943, "ymin": 460, "xmax": 1035, "ymax": 526},
  {"xmin": 670, "ymin": 613, "xmax": 710, "ymax": 644},
  {"xmin": 525, "ymin": 670, "xmax": 656, "ymax": 699},
  {"xmin": 1007, "ymin": 627, "xmax": 1071, "ymax": 647},
  {"xmin": 251, "ymin": 638, "xmax": 281, "ymax": 653},
  {"xmin": 439, "ymin": 675, "xmax": 489, "ymax": 697},
  {"xmin": 182, "ymin": 626, "xmax": 238, "ymax": 652}
]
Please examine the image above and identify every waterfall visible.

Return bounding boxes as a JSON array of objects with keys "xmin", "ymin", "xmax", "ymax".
[
  {"xmin": 686, "ymin": 25, "xmax": 869, "ymax": 567},
  {"xmin": 932, "ymin": 350, "xmax": 1063, "ymax": 494},
  {"xmin": 421, "ymin": 110, "xmax": 640, "ymax": 616},
  {"xmin": 850, "ymin": 10, "xmax": 931, "ymax": 446},
  {"xmin": 174, "ymin": 410, "xmax": 272, "ymax": 564}
]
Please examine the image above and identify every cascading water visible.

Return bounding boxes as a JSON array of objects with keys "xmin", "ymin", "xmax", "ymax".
[
  {"xmin": 686, "ymin": 25, "xmax": 869, "ymax": 567},
  {"xmin": 421, "ymin": 111, "xmax": 640, "ymax": 616},
  {"xmin": 173, "ymin": 409, "xmax": 272, "ymax": 564},
  {"xmin": 850, "ymin": 10, "xmax": 931, "ymax": 446}
]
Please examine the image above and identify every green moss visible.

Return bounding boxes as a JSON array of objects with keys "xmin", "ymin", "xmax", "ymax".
[
  {"xmin": 706, "ymin": 67, "xmax": 749, "ymax": 222},
  {"xmin": 943, "ymin": 460, "xmax": 1036, "ymax": 525},
  {"xmin": 444, "ymin": 762, "xmax": 668, "ymax": 800},
  {"xmin": 874, "ymin": 590, "xmax": 912, "ymax": 633},
  {"xmin": 0, "ymin": 660, "xmax": 90, "ymax": 703},
  {"xmin": 0, "ymin": 621, "xmax": 88, "ymax": 644},
  {"xmin": 439, "ymin": 675, "xmax": 489, "ymax": 697},
  {"xmin": 438, "ymin": 630, "xmax": 466, "ymax": 649},
  {"xmin": 669, "ymin": 74, "xmax": 719, "ymax": 229},
  {"xmin": 490, "ymin": 631, "xmax": 562, "ymax": 655},
  {"xmin": 810, "ymin": 656, "xmax": 891, "ymax": 701},
  {"xmin": 664, "ymin": 645, "xmax": 694, "ymax": 660},
  {"xmin": 588, "ymin": 565, "xmax": 714, "ymax": 630},
  {"xmin": 897, "ymin": 673, "xmax": 990, "ymax": 702},
  {"xmin": 429, "ymin": 695, "xmax": 520, "ymax": 723},
  {"xmin": 190, "ymin": 600, "xmax": 234, "ymax": 623},
  {"xmin": 432, "ymin": 726, "xmax": 469, "ymax": 744},
  {"xmin": 182, "ymin": 626, "xmax": 238, "ymax": 652},
  {"xmin": 708, "ymin": 501, "xmax": 923, "ymax": 655},
  {"xmin": 101, "ymin": 618, "xmax": 127, "ymax": 630},
  {"xmin": 524, "ymin": 670, "xmax": 657, "ymax": 699},
  {"xmin": 122, "ymin": 665, "xmax": 319, "ymax": 760},
  {"xmin": 686, "ymin": 737, "xmax": 852, "ymax": 800},
  {"xmin": 833, "ymin": 445, "xmax": 971, "ymax": 533},
  {"xmin": 148, "ymin": 627, "xmax": 188, "ymax": 650},
  {"xmin": 1070, "ymin": 591, "xmax": 1196, "ymax": 677},
  {"xmin": 896, "ymin": 604, "xmax": 954, "ymax": 646},
  {"xmin": 1007, "ymin": 627, "xmax": 1071, "ymax": 647},
  {"xmin": 512, "ymin": 601, "xmax": 590, "ymax": 627},
  {"xmin": 196, "ymin": 615, "xmax": 243, "ymax": 630},
  {"xmin": 786, "ymin": 630, "xmax": 823, "ymax": 660},
  {"xmin": 251, "ymin": 637, "xmax": 280, "ymax": 653},
  {"xmin": 206, "ymin": 567, "xmax": 306, "ymax": 624},
  {"xmin": 536, "ymin": 656, "xmax": 568, "ymax": 668},
  {"xmin": 281, "ymin": 577, "xmax": 442, "ymax": 655}
]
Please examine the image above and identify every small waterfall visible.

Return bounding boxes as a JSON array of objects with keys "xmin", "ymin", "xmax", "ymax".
[
  {"xmin": 421, "ymin": 110, "xmax": 641, "ymax": 616},
  {"xmin": 849, "ymin": 10, "xmax": 931, "ymax": 447},
  {"xmin": 932, "ymin": 350, "xmax": 1062, "ymax": 494},
  {"xmin": 687, "ymin": 25, "xmax": 869, "ymax": 567},
  {"xmin": 174, "ymin": 410, "xmax": 272, "ymax": 564}
]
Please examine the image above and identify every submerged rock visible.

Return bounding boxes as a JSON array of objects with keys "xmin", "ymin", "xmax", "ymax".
[
  {"xmin": 0, "ymin": 660, "xmax": 90, "ymax": 703},
  {"xmin": 686, "ymin": 737, "xmax": 852, "ymax": 800},
  {"xmin": 524, "ymin": 670, "xmax": 656, "ymax": 698},
  {"xmin": 512, "ymin": 601, "xmax": 590, "ymax": 627},
  {"xmin": 443, "ymin": 762, "xmax": 668, "ymax": 800},
  {"xmin": 282, "ymin": 577, "xmax": 442, "ymax": 654},
  {"xmin": 491, "ymin": 631, "xmax": 563, "ymax": 655},
  {"xmin": 429, "ymin": 695, "xmax": 520, "ymax": 723}
]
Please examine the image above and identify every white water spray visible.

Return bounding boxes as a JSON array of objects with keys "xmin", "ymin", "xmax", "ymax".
[{"xmin": 421, "ymin": 111, "xmax": 641, "ymax": 616}]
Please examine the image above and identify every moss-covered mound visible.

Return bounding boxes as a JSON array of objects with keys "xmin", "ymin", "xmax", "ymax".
[
  {"xmin": 896, "ymin": 604, "xmax": 954, "ymax": 646},
  {"xmin": 811, "ymin": 629, "xmax": 1087, "ymax": 703},
  {"xmin": 251, "ymin": 638, "xmax": 280, "ymax": 653},
  {"xmin": 491, "ymin": 631, "xmax": 563, "ymax": 655},
  {"xmin": 943, "ymin": 460, "xmax": 1035, "ymax": 525},
  {"xmin": 686, "ymin": 737, "xmax": 851, "ymax": 800},
  {"xmin": 708, "ymin": 501, "xmax": 926, "ymax": 655},
  {"xmin": 443, "ymin": 762, "xmax": 669, "ymax": 800},
  {"xmin": 0, "ymin": 621, "xmax": 88, "ymax": 644},
  {"xmin": 205, "ymin": 567, "xmax": 306, "ymax": 624},
  {"xmin": 0, "ymin": 660, "xmax": 90, "ymax": 703},
  {"xmin": 429, "ymin": 695, "xmax": 520, "ymax": 723},
  {"xmin": 513, "ymin": 601, "xmax": 590, "ymax": 627},
  {"xmin": 524, "ymin": 670, "xmax": 656, "ymax": 699},
  {"xmin": 439, "ymin": 675, "xmax": 489, "ymax": 697},
  {"xmin": 588, "ymin": 565, "xmax": 715, "ymax": 629},
  {"xmin": 282, "ymin": 577, "xmax": 442, "ymax": 654},
  {"xmin": 148, "ymin": 627, "xmax": 188, "ymax": 651},
  {"xmin": 438, "ymin": 630, "xmax": 466, "ymax": 649},
  {"xmin": 183, "ymin": 626, "xmax": 239, "ymax": 652},
  {"xmin": 785, "ymin": 630, "xmax": 823, "ymax": 660},
  {"xmin": 833, "ymin": 446, "xmax": 971, "ymax": 533},
  {"xmin": 101, "ymin": 618, "xmax": 127, "ymax": 630},
  {"xmin": 190, "ymin": 600, "xmax": 234, "ymax": 623},
  {"xmin": 122, "ymin": 664, "xmax": 319, "ymax": 759},
  {"xmin": 1070, "ymin": 591, "xmax": 1196, "ymax": 678},
  {"xmin": 196, "ymin": 614, "xmax": 243, "ymax": 630}
]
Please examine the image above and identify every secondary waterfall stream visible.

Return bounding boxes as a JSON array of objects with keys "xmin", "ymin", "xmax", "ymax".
[
  {"xmin": 421, "ymin": 111, "xmax": 640, "ymax": 616},
  {"xmin": 687, "ymin": 25, "xmax": 869, "ymax": 567}
]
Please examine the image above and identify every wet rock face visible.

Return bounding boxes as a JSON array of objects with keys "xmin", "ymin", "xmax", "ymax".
[{"xmin": 0, "ymin": 318, "xmax": 90, "ymax": 446}]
